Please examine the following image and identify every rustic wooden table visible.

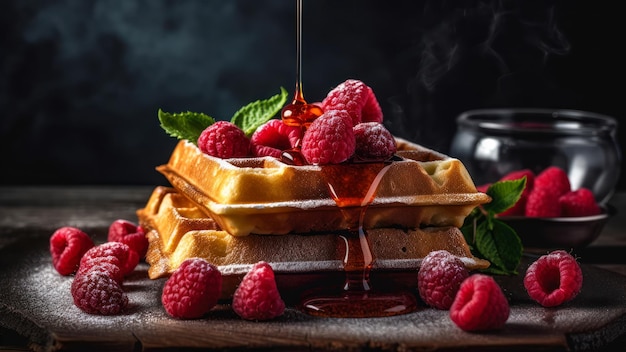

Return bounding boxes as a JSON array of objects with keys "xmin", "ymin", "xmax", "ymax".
[{"xmin": 1, "ymin": 186, "xmax": 626, "ymax": 351}]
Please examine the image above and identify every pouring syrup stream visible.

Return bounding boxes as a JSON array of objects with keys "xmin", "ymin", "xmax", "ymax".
[{"xmin": 280, "ymin": 0, "xmax": 323, "ymax": 166}]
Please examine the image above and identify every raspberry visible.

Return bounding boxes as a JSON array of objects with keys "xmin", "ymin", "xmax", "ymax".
[
  {"xmin": 476, "ymin": 183, "xmax": 491, "ymax": 193},
  {"xmin": 321, "ymin": 79, "xmax": 382, "ymax": 126},
  {"xmin": 232, "ymin": 261, "xmax": 285, "ymax": 320},
  {"xmin": 49, "ymin": 227, "xmax": 94, "ymax": 276},
  {"xmin": 353, "ymin": 122, "xmax": 397, "ymax": 161},
  {"xmin": 250, "ymin": 119, "xmax": 301, "ymax": 158},
  {"xmin": 80, "ymin": 242, "xmax": 139, "ymax": 276},
  {"xmin": 71, "ymin": 270, "xmax": 129, "ymax": 315},
  {"xmin": 108, "ymin": 219, "xmax": 148, "ymax": 258},
  {"xmin": 559, "ymin": 188, "xmax": 601, "ymax": 217},
  {"xmin": 107, "ymin": 219, "xmax": 148, "ymax": 258},
  {"xmin": 417, "ymin": 250, "xmax": 469, "ymax": 310},
  {"xmin": 450, "ymin": 274, "xmax": 510, "ymax": 331},
  {"xmin": 161, "ymin": 258, "xmax": 222, "ymax": 319},
  {"xmin": 301, "ymin": 110, "xmax": 356, "ymax": 165},
  {"xmin": 501, "ymin": 169, "xmax": 535, "ymax": 186},
  {"xmin": 524, "ymin": 250, "xmax": 583, "ymax": 307},
  {"xmin": 197, "ymin": 121, "xmax": 250, "ymax": 158},
  {"xmin": 534, "ymin": 166, "xmax": 571, "ymax": 197},
  {"xmin": 525, "ymin": 187, "xmax": 561, "ymax": 217},
  {"xmin": 76, "ymin": 256, "xmax": 124, "ymax": 285},
  {"xmin": 360, "ymin": 88, "xmax": 383, "ymax": 124}
]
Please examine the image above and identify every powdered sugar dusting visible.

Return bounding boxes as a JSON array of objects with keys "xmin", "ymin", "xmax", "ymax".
[
  {"xmin": 2, "ymin": 238, "xmax": 626, "ymax": 350},
  {"xmin": 3, "ymin": 248, "xmax": 166, "ymax": 349}
]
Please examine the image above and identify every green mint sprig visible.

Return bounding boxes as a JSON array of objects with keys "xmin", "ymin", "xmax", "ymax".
[
  {"xmin": 460, "ymin": 177, "xmax": 526, "ymax": 275},
  {"xmin": 158, "ymin": 110, "xmax": 215, "ymax": 143},
  {"xmin": 157, "ymin": 87, "xmax": 289, "ymax": 143},
  {"xmin": 231, "ymin": 87, "xmax": 288, "ymax": 137}
]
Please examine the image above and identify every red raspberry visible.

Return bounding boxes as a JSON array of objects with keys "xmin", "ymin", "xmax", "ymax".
[
  {"xmin": 71, "ymin": 270, "xmax": 128, "ymax": 315},
  {"xmin": 49, "ymin": 227, "xmax": 94, "ymax": 276},
  {"xmin": 418, "ymin": 250, "xmax": 469, "ymax": 310},
  {"xmin": 232, "ymin": 261, "xmax": 285, "ymax": 321},
  {"xmin": 301, "ymin": 110, "xmax": 356, "ymax": 165},
  {"xmin": 250, "ymin": 119, "xmax": 301, "ymax": 158},
  {"xmin": 476, "ymin": 183, "xmax": 491, "ymax": 193},
  {"xmin": 450, "ymin": 274, "xmax": 510, "ymax": 331},
  {"xmin": 559, "ymin": 188, "xmax": 601, "ymax": 217},
  {"xmin": 321, "ymin": 79, "xmax": 382, "ymax": 126},
  {"xmin": 353, "ymin": 122, "xmax": 397, "ymax": 161},
  {"xmin": 524, "ymin": 250, "xmax": 583, "ymax": 307},
  {"xmin": 534, "ymin": 166, "xmax": 571, "ymax": 197},
  {"xmin": 80, "ymin": 242, "xmax": 139, "ymax": 276},
  {"xmin": 498, "ymin": 169, "xmax": 535, "ymax": 216},
  {"xmin": 76, "ymin": 256, "xmax": 124, "ymax": 285},
  {"xmin": 161, "ymin": 258, "xmax": 222, "ymax": 319},
  {"xmin": 197, "ymin": 121, "xmax": 250, "ymax": 158},
  {"xmin": 108, "ymin": 219, "xmax": 148, "ymax": 258},
  {"xmin": 525, "ymin": 187, "xmax": 561, "ymax": 217},
  {"xmin": 361, "ymin": 88, "xmax": 383, "ymax": 124}
]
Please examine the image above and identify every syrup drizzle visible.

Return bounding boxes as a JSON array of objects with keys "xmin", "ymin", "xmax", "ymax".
[
  {"xmin": 300, "ymin": 163, "xmax": 419, "ymax": 318},
  {"xmin": 280, "ymin": 0, "xmax": 323, "ymax": 165}
]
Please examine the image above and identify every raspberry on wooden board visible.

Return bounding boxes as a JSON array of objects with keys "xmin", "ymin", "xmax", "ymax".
[
  {"xmin": 71, "ymin": 270, "xmax": 129, "ymax": 315},
  {"xmin": 524, "ymin": 250, "xmax": 583, "ymax": 307},
  {"xmin": 232, "ymin": 261, "xmax": 285, "ymax": 321},
  {"xmin": 76, "ymin": 256, "xmax": 124, "ymax": 285},
  {"xmin": 418, "ymin": 250, "xmax": 469, "ymax": 310},
  {"xmin": 80, "ymin": 242, "xmax": 139, "ymax": 276},
  {"xmin": 161, "ymin": 258, "xmax": 223, "ymax": 319},
  {"xmin": 450, "ymin": 274, "xmax": 510, "ymax": 331},
  {"xmin": 108, "ymin": 219, "xmax": 148, "ymax": 258},
  {"xmin": 49, "ymin": 227, "xmax": 94, "ymax": 276}
]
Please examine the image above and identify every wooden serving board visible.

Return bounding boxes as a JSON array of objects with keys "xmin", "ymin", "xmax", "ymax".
[{"xmin": 1, "ymin": 231, "xmax": 626, "ymax": 351}]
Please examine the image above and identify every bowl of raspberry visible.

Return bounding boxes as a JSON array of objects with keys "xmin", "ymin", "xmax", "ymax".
[
  {"xmin": 450, "ymin": 108, "xmax": 620, "ymax": 248},
  {"xmin": 476, "ymin": 166, "xmax": 615, "ymax": 248}
]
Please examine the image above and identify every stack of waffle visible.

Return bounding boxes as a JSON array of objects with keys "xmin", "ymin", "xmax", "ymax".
[{"xmin": 137, "ymin": 138, "xmax": 490, "ymax": 299}]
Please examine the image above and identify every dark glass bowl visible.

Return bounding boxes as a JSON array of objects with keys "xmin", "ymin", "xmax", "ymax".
[{"xmin": 450, "ymin": 108, "xmax": 621, "ymax": 205}]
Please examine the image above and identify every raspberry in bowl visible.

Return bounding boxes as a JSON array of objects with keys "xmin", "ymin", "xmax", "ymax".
[
  {"xmin": 472, "ymin": 165, "xmax": 613, "ymax": 248},
  {"xmin": 450, "ymin": 109, "xmax": 619, "ymax": 249}
]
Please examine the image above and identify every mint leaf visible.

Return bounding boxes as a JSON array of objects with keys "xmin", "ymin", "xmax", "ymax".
[
  {"xmin": 483, "ymin": 178, "xmax": 527, "ymax": 214},
  {"xmin": 230, "ymin": 87, "xmax": 289, "ymax": 137},
  {"xmin": 460, "ymin": 178, "xmax": 526, "ymax": 275},
  {"xmin": 474, "ymin": 219, "xmax": 523, "ymax": 274},
  {"xmin": 158, "ymin": 109, "xmax": 215, "ymax": 144}
]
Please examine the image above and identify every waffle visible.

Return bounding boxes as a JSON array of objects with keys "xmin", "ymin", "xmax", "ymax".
[
  {"xmin": 156, "ymin": 139, "xmax": 491, "ymax": 236},
  {"xmin": 137, "ymin": 186, "xmax": 490, "ymax": 299}
]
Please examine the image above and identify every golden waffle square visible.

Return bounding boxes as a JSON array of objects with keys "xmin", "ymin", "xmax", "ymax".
[{"xmin": 156, "ymin": 139, "xmax": 491, "ymax": 236}]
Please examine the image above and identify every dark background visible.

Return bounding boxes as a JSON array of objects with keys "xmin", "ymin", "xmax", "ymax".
[{"xmin": 1, "ymin": 0, "xmax": 624, "ymax": 188}]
